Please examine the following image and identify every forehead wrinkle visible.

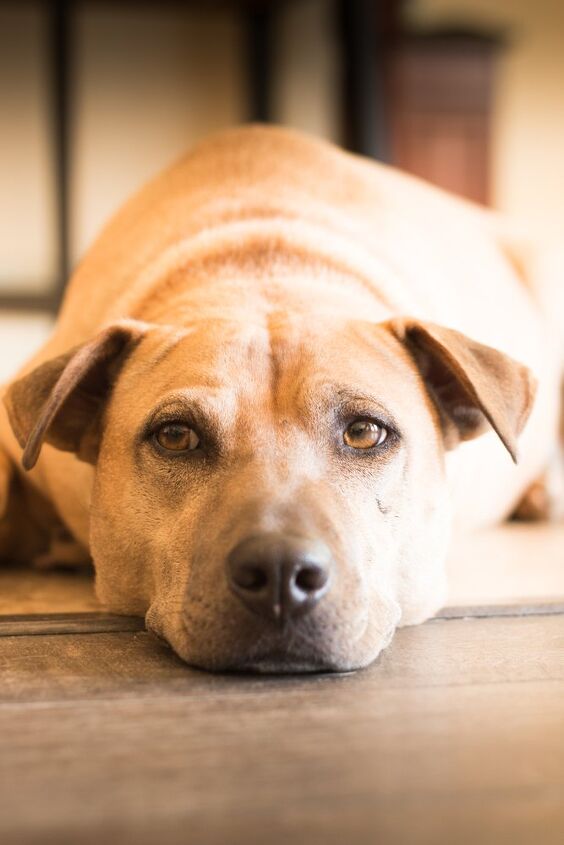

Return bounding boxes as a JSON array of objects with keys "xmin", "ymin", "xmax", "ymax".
[
  {"xmin": 134, "ymin": 329, "xmax": 193, "ymax": 378},
  {"xmin": 351, "ymin": 320, "xmax": 422, "ymax": 383},
  {"xmin": 266, "ymin": 313, "xmax": 282, "ymax": 415},
  {"xmin": 269, "ymin": 344, "xmax": 311, "ymax": 423},
  {"xmin": 266, "ymin": 328, "xmax": 405, "ymax": 427},
  {"xmin": 143, "ymin": 332, "xmax": 248, "ymax": 393}
]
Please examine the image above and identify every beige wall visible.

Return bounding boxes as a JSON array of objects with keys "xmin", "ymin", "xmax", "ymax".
[
  {"xmin": 72, "ymin": 0, "xmax": 338, "ymax": 261},
  {"xmin": 62, "ymin": 0, "xmax": 564, "ymax": 259},
  {"xmin": 274, "ymin": 0, "xmax": 340, "ymax": 142},
  {"xmin": 409, "ymin": 0, "xmax": 564, "ymax": 241},
  {"xmin": 0, "ymin": 0, "xmax": 338, "ymax": 287},
  {"xmin": 1, "ymin": 0, "xmax": 562, "ymax": 303},
  {"xmin": 71, "ymin": 3, "xmax": 246, "ymax": 261},
  {"xmin": 0, "ymin": 312, "xmax": 53, "ymax": 381},
  {"xmin": 0, "ymin": 2, "xmax": 248, "ymax": 292},
  {"xmin": 0, "ymin": 2, "xmax": 56, "ymax": 293},
  {"xmin": 0, "ymin": 0, "xmax": 337, "ymax": 374}
]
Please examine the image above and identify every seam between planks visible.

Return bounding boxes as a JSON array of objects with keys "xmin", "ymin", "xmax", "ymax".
[
  {"xmin": 0, "ymin": 602, "xmax": 563, "ymax": 638},
  {"xmin": 435, "ymin": 601, "xmax": 564, "ymax": 620},
  {"xmin": 0, "ymin": 613, "xmax": 145, "ymax": 637}
]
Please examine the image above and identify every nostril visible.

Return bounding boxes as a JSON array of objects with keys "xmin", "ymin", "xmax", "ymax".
[
  {"xmin": 294, "ymin": 564, "xmax": 328, "ymax": 593},
  {"xmin": 227, "ymin": 533, "xmax": 333, "ymax": 622},
  {"xmin": 234, "ymin": 565, "xmax": 268, "ymax": 592}
]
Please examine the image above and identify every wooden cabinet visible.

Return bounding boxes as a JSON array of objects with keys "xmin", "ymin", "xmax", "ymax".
[{"xmin": 387, "ymin": 34, "xmax": 501, "ymax": 205}]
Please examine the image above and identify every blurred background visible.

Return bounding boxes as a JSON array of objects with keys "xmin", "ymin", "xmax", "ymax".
[{"xmin": 1, "ymin": 0, "xmax": 563, "ymax": 379}]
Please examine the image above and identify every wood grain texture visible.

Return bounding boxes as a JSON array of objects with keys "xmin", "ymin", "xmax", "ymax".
[
  {"xmin": 436, "ymin": 601, "xmax": 564, "ymax": 619},
  {"xmin": 0, "ymin": 615, "xmax": 563, "ymax": 844},
  {"xmin": 0, "ymin": 612, "xmax": 144, "ymax": 637},
  {"xmin": 0, "ymin": 600, "xmax": 562, "ymax": 641},
  {"xmin": 0, "ymin": 523, "xmax": 562, "ymax": 843}
]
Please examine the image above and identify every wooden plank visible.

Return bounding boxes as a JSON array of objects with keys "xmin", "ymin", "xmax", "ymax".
[
  {"xmin": 0, "ymin": 599, "xmax": 562, "ymax": 640},
  {"xmin": 0, "ymin": 615, "xmax": 563, "ymax": 703},
  {"xmin": 0, "ymin": 615, "xmax": 563, "ymax": 844},
  {"xmin": 0, "ymin": 612, "xmax": 144, "ymax": 637},
  {"xmin": 435, "ymin": 601, "xmax": 564, "ymax": 620},
  {"xmin": 1, "ymin": 683, "xmax": 563, "ymax": 845}
]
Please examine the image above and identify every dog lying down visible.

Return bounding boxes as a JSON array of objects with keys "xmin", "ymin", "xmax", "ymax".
[{"xmin": 0, "ymin": 126, "xmax": 562, "ymax": 673}]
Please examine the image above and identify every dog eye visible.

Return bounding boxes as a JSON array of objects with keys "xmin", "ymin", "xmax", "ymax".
[
  {"xmin": 344, "ymin": 419, "xmax": 387, "ymax": 449},
  {"xmin": 154, "ymin": 423, "xmax": 200, "ymax": 452}
]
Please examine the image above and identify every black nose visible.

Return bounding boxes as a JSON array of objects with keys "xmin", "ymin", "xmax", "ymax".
[{"xmin": 226, "ymin": 533, "xmax": 332, "ymax": 624}]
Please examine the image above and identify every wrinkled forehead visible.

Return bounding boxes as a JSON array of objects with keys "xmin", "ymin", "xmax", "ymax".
[
  {"xmin": 125, "ymin": 320, "xmax": 272, "ymax": 401},
  {"xmin": 117, "ymin": 317, "xmax": 421, "ymax": 419}
]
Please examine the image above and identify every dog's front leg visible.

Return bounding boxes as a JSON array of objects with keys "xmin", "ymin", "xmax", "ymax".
[
  {"xmin": 0, "ymin": 459, "xmax": 89, "ymax": 568},
  {"xmin": 0, "ymin": 440, "xmax": 87, "ymax": 567},
  {"xmin": 512, "ymin": 387, "xmax": 564, "ymax": 522},
  {"xmin": 512, "ymin": 466, "xmax": 564, "ymax": 522},
  {"xmin": 0, "ymin": 443, "xmax": 25, "ymax": 562}
]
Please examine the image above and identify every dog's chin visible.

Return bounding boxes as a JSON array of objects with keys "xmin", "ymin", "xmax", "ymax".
[
  {"xmin": 174, "ymin": 649, "xmax": 372, "ymax": 675},
  {"xmin": 162, "ymin": 624, "xmax": 396, "ymax": 675},
  {"xmin": 190, "ymin": 650, "xmax": 355, "ymax": 675},
  {"xmin": 146, "ymin": 598, "xmax": 400, "ymax": 675},
  {"xmin": 236, "ymin": 661, "xmax": 339, "ymax": 675}
]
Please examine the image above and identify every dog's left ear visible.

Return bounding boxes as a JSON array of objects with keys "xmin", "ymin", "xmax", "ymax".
[
  {"xmin": 3, "ymin": 320, "xmax": 149, "ymax": 470},
  {"xmin": 388, "ymin": 318, "xmax": 537, "ymax": 463}
]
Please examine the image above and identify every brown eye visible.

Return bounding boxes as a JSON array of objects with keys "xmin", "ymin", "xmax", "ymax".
[
  {"xmin": 344, "ymin": 419, "xmax": 387, "ymax": 450},
  {"xmin": 155, "ymin": 423, "xmax": 200, "ymax": 452}
]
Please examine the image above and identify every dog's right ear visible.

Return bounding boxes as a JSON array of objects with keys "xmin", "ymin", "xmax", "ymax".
[
  {"xmin": 387, "ymin": 318, "xmax": 536, "ymax": 463},
  {"xmin": 3, "ymin": 320, "xmax": 148, "ymax": 470}
]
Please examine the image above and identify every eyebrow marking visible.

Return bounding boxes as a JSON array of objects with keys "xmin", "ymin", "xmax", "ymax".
[
  {"xmin": 139, "ymin": 390, "xmax": 228, "ymax": 450},
  {"xmin": 147, "ymin": 388, "xmax": 226, "ymax": 418},
  {"xmin": 333, "ymin": 387, "xmax": 393, "ymax": 412},
  {"xmin": 143, "ymin": 330, "xmax": 192, "ymax": 373}
]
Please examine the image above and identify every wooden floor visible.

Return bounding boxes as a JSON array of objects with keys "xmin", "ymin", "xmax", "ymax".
[{"xmin": 1, "ymin": 525, "xmax": 563, "ymax": 845}]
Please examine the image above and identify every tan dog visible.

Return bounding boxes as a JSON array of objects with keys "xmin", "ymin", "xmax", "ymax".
[{"xmin": 0, "ymin": 126, "xmax": 562, "ymax": 672}]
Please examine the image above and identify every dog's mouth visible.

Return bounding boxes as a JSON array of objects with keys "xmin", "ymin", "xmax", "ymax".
[
  {"xmin": 219, "ymin": 648, "xmax": 342, "ymax": 675},
  {"xmin": 225, "ymin": 627, "xmax": 395, "ymax": 675},
  {"xmin": 166, "ymin": 621, "xmax": 393, "ymax": 675},
  {"xmin": 148, "ymin": 587, "xmax": 399, "ymax": 675},
  {"xmin": 161, "ymin": 620, "xmax": 367, "ymax": 674},
  {"xmin": 230, "ymin": 661, "xmax": 334, "ymax": 675},
  {"xmin": 188, "ymin": 651, "xmax": 349, "ymax": 675}
]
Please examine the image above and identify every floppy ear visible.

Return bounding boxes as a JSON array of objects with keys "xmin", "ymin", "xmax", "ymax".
[
  {"xmin": 3, "ymin": 321, "xmax": 148, "ymax": 470},
  {"xmin": 388, "ymin": 318, "xmax": 537, "ymax": 463}
]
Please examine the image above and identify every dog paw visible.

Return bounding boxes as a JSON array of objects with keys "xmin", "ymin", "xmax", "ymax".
[
  {"xmin": 0, "ymin": 447, "xmax": 13, "ymax": 519},
  {"xmin": 511, "ymin": 462, "xmax": 564, "ymax": 522},
  {"xmin": 0, "ymin": 449, "xmax": 15, "ymax": 559},
  {"xmin": 32, "ymin": 530, "xmax": 90, "ymax": 570}
]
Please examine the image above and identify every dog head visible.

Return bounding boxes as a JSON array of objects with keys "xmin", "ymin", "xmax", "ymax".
[{"xmin": 4, "ymin": 315, "xmax": 535, "ymax": 672}]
